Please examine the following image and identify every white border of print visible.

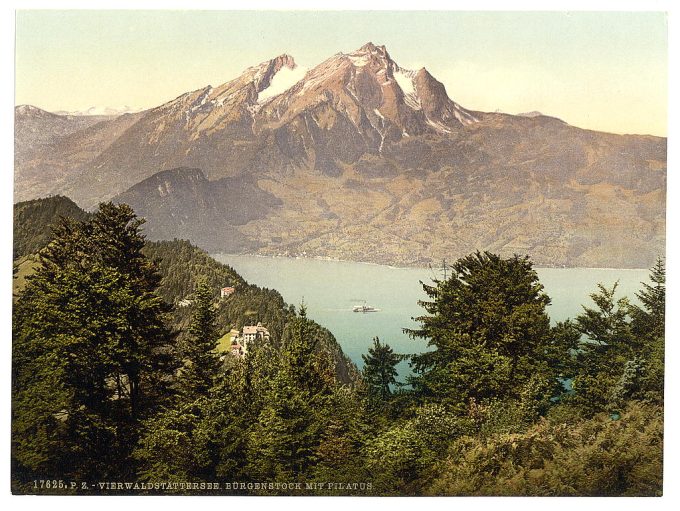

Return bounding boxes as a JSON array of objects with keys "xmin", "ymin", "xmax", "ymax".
[{"xmin": 1, "ymin": 2, "xmax": 677, "ymax": 511}]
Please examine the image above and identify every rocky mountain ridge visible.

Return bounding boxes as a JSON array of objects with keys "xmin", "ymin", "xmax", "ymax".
[{"xmin": 14, "ymin": 42, "xmax": 666, "ymax": 268}]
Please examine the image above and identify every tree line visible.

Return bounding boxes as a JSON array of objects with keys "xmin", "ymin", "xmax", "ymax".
[{"xmin": 12, "ymin": 202, "xmax": 664, "ymax": 495}]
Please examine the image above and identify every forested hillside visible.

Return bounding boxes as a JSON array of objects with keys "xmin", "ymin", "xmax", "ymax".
[
  {"xmin": 12, "ymin": 199, "xmax": 664, "ymax": 496},
  {"xmin": 13, "ymin": 195, "xmax": 91, "ymax": 259},
  {"xmin": 143, "ymin": 239, "xmax": 356, "ymax": 383},
  {"xmin": 12, "ymin": 197, "xmax": 357, "ymax": 383}
]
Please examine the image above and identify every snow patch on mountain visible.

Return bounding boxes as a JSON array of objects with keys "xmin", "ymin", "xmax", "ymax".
[
  {"xmin": 394, "ymin": 68, "xmax": 416, "ymax": 96},
  {"xmin": 426, "ymin": 118, "xmax": 453, "ymax": 134},
  {"xmin": 54, "ymin": 105, "xmax": 144, "ymax": 116},
  {"xmin": 348, "ymin": 54, "xmax": 370, "ymax": 67},
  {"xmin": 258, "ymin": 65, "xmax": 308, "ymax": 103},
  {"xmin": 452, "ymin": 106, "xmax": 479, "ymax": 125},
  {"xmin": 191, "ymin": 87, "xmax": 213, "ymax": 112},
  {"xmin": 393, "ymin": 67, "xmax": 422, "ymax": 111}
]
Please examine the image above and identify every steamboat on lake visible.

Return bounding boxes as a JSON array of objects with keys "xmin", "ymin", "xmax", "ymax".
[{"xmin": 353, "ymin": 302, "xmax": 379, "ymax": 313}]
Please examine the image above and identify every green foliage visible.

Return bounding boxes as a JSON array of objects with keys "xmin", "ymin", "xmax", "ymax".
[
  {"xmin": 11, "ymin": 198, "xmax": 665, "ymax": 497},
  {"xmin": 407, "ymin": 251, "xmax": 553, "ymax": 406},
  {"xmin": 12, "ymin": 203, "xmax": 176, "ymax": 484},
  {"xmin": 546, "ymin": 320, "xmax": 582, "ymax": 382},
  {"xmin": 246, "ymin": 308, "xmax": 336, "ymax": 484},
  {"xmin": 177, "ymin": 279, "xmax": 221, "ymax": 400},
  {"xmin": 363, "ymin": 402, "xmax": 476, "ymax": 495},
  {"xmin": 479, "ymin": 375, "xmax": 555, "ymax": 437},
  {"xmin": 133, "ymin": 401, "xmax": 206, "ymax": 483},
  {"xmin": 310, "ymin": 386, "xmax": 371, "ymax": 490},
  {"xmin": 635, "ymin": 334, "xmax": 664, "ymax": 404},
  {"xmin": 143, "ymin": 239, "xmax": 358, "ymax": 384},
  {"xmin": 631, "ymin": 257, "xmax": 665, "ymax": 341},
  {"xmin": 628, "ymin": 259, "xmax": 665, "ymax": 405},
  {"xmin": 13, "ymin": 195, "xmax": 91, "ymax": 260},
  {"xmin": 361, "ymin": 337, "xmax": 405, "ymax": 407},
  {"xmin": 427, "ymin": 402, "xmax": 663, "ymax": 496},
  {"xmin": 142, "ymin": 239, "xmax": 244, "ymax": 304},
  {"xmin": 576, "ymin": 282, "xmax": 634, "ymax": 360},
  {"xmin": 364, "ymin": 421, "xmax": 428, "ymax": 494},
  {"xmin": 570, "ymin": 270, "xmax": 665, "ymax": 414}
]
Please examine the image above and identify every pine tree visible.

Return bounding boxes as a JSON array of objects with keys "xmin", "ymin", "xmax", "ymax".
[
  {"xmin": 629, "ymin": 258, "xmax": 665, "ymax": 404},
  {"xmin": 571, "ymin": 282, "xmax": 634, "ymax": 414},
  {"xmin": 12, "ymin": 203, "xmax": 176, "ymax": 485},
  {"xmin": 246, "ymin": 305, "xmax": 335, "ymax": 484},
  {"xmin": 361, "ymin": 337, "xmax": 404, "ymax": 406},
  {"xmin": 177, "ymin": 278, "xmax": 221, "ymax": 399},
  {"xmin": 575, "ymin": 282, "xmax": 633, "ymax": 358},
  {"xmin": 406, "ymin": 251, "xmax": 553, "ymax": 407},
  {"xmin": 631, "ymin": 257, "xmax": 665, "ymax": 342}
]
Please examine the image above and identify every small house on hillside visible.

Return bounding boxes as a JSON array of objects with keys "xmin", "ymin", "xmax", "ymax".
[
  {"xmin": 221, "ymin": 287, "xmax": 236, "ymax": 298},
  {"xmin": 230, "ymin": 342, "xmax": 244, "ymax": 358}
]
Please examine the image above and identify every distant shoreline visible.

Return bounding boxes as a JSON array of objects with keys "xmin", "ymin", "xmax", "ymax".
[{"xmin": 210, "ymin": 252, "xmax": 648, "ymax": 272}]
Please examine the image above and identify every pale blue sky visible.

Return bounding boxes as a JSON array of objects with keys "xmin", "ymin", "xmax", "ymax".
[{"xmin": 15, "ymin": 10, "xmax": 667, "ymax": 135}]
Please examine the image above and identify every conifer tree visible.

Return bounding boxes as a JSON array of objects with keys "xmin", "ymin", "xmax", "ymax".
[
  {"xmin": 631, "ymin": 257, "xmax": 665, "ymax": 342},
  {"xmin": 177, "ymin": 278, "xmax": 221, "ymax": 399},
  {"xmin": 629, "ymin": 258, "xmax": 665, "ymax": 404},
  {"xmin": 361, "ymin": 337, "xmax": 404, "ymax": 406},
  {"xmin": 246, "ymin": 305, "xmax": 335, "ymax": 483},
  {"xmin": 572, "ymin": 282, "xmax": 634, "ymax": 413},
  {"xmin": 12, "ymin": 203, "xmax": 176, "ymax": 483},
  {"xmin": 406, "ymin": 251, "xmax": 553, "ymax": 407}
]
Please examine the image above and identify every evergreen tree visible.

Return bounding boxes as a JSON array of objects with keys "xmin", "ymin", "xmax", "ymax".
[
  {"xmin": 631, "ymin": 257, "xmax": 665, "ymax": 342},
  {"xmin": 246, "ymin": 305, "xmax": 335, "ymax": 484},
  {"xmin": 406, "ymin": 251, "xmax": 553, "ymax": 407},
  {"xmin": 134, "ymin": 278, "xmax": 223, "ymax": 486},
  {"xmin": 177, "ymin": 278, "xmax": 221, "ymax": 399},
  {"xmin": 575, "ymin": 282, "xmax": 633, "ymax": 358},
  {"xmin": 361, "ymin": 337, "xmax": 405, "ymax": 406},
  {"xmin": 629, "ymin": 259, "xmax": 665, "ymax": 404},
  {"xmin": 12, "ymin": 203, "xmax": 176, "ymax": 484},
  {"xmin": 571, "ymin": 282, "xmax": 634, "ymax": 414}
]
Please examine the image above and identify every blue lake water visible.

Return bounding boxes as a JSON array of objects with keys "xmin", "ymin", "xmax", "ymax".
[{"xmin": 214, "ymin": 254, "xmax": 650, "ymax": 373}]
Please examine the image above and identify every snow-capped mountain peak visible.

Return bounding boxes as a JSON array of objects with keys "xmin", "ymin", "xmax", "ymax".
[
  {"xmin": 345, "ymin": 42, "xmax": 391, "ymax": 67},
  {"xmin": 95, "ymin": 43, "xmax": 481, "ymax": 181},
  {"xmin": 54, "ymin": 105, "xmax": 144, "ymax": 116},
  {"xmin": 248, "ymin": 54, "xmax": 298, "ymax": 94}
]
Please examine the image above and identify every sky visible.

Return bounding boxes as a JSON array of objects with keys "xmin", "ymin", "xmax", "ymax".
[{"xmin": 14, "ymin": 10, "xmax": 667, "ymax": 136}]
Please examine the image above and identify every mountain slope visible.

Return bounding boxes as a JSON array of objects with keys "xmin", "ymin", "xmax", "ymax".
[
  {"xmin": 112, "ymin": 167, "xmax": 281, "ymax": 252},
  {"xmin": 14, "ymin": 105, "xmax": 115, "ymax": 157},
  {"xmin": 13, "ymin": 195, "xmax": 92, "ymax": 259},
  {"xmin": 60, "ymin": 43, "xmax": 482, "ymax": 200},
  {"xmin": 12, "ymin": 196, "xmax": 358, "ymax": 383},
  {"xmin": 13, "ymin": 43, "xmax": 666, "ymax": 268},
  {"xmin": 14, "ymin": 107, "xmax": 146, "ymax": 203}
]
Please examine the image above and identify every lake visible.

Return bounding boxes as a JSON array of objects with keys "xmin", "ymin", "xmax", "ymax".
[{"xmin": 214, "ymin": 254, "xmax": 650, "ymax": 373}]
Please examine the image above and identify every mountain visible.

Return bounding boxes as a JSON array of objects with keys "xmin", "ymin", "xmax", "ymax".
[
  {"xmin": 14, "ymin": 106, "xmax": 146, "ymax": 202},
  {"xmin": 54, "ymin": 43, "xmax": 481, "ymax": 202},
  {"xmin": 14, "ymin": 43, "xmax": 666, "ymax": 268},
  {"xmin": 112, "ymin": 167, "xmax": 281, "ymax": 252},
  {"xmin": 54, "ymin": 106, "xmax": 144, "ymax": 116},
  {"xmin": 12, "ymin": 195, "xmax": 92, "ymax": 260},
  {"xmin": 15, "ymin": 105, "xmax": 115, "ymax": 159}
]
